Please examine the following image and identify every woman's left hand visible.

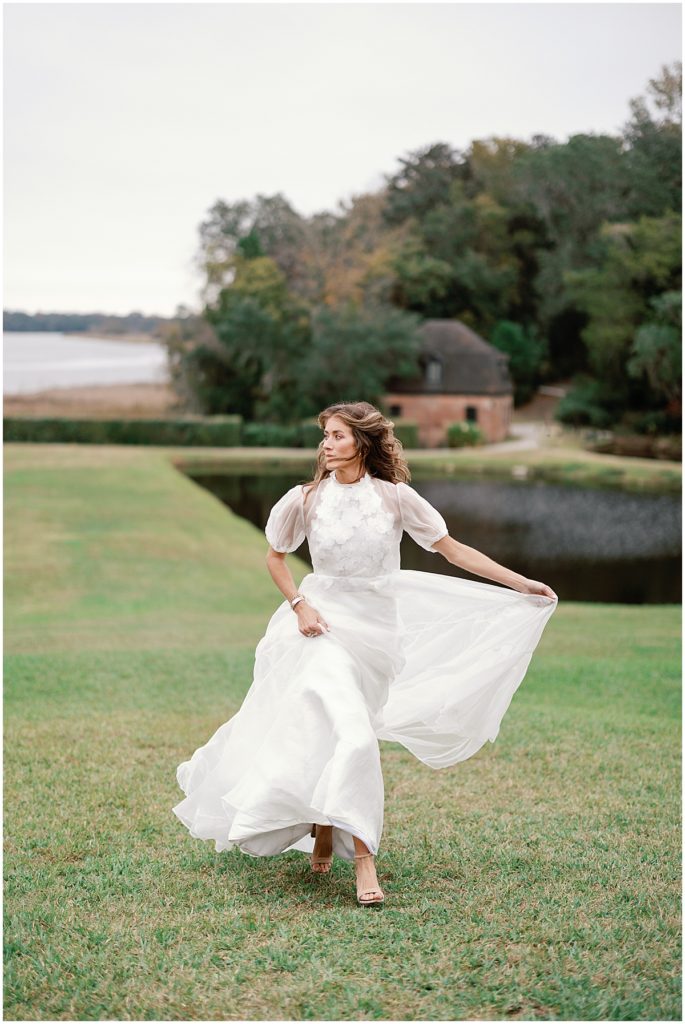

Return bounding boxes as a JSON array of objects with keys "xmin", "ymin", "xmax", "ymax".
[{"xmin": 516, "ymin": 578, "xmax": 558, "ymax": 601}]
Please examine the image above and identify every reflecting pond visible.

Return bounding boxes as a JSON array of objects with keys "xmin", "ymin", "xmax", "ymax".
[{"xmin": 189, "ymin": 472, "xmax": 681, "ymax": 604}]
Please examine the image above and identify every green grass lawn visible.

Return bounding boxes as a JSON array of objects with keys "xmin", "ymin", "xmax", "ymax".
[{"xmin": 4, "ymin": 443, "xmax": 681, "ymax": 1021}]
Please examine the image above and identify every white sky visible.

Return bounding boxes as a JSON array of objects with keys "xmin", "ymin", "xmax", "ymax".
[{"xmin": 3, "ymin": 1, "xmax": 682, "ymax": 317}]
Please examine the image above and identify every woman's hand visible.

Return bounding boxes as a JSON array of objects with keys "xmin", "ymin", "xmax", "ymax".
[
  {"xmin": 295, "ymin": 601, "xmax": 330, "ymax": 638},
  {"xmin": 433, "ymin": 537, "xmax": 558, "ymax": 601},
  {"xmin": 515, "ymin": 578, "xmax": 558, "ymax": 601}
]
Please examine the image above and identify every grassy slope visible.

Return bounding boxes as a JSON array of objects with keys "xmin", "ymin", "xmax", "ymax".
[{"xmin": 4, "ymin": 443, "xmax": 681, "ymax": 1021}]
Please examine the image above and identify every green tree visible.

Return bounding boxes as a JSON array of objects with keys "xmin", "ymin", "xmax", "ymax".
[
  {"xmin": 236, "ymin": 229, "xmax": 265, "ymax": 260},
  {"xmin": 566, "ymin": 213, "xmax": 681, "ymax": 385},
  {"xmin": 563, "ymin": 213, "xmax": 681, "ymax": 423},
  {"xmin": 161, "ymin": 309, "xmax": 226, "ymax": 414},
  {"xmin": 204, "ymin": 255, "xmax": 311, "ymax": 421},
  {"xmin": 512, "ymin": 133, "xmax": 630, "ymax": 325},
  {"xmin": 386, "ymin": 178, "xmax": 521, "ymax": 328},
  {"xmin": 490, "ymin": 321, "xmax": 547, "ymax": 405},
  {"xmin": 299, "ymin": 304, "xmax": 422, "ymax": 411},
  {"xmin": 621, "ymin": 62, "xmax": 682, "ymax": 219},
  {"xmin": 464, "ymin": 137, "xmax": 535, "ymax": 204},
  {"xmin": 390, "ymin": 240, "xmax": 456, "ymax": 313},
  {"xmin": 197, "ymin": 194, "xmax": 312, "ymax": 305},
  {"xmin": 229, "ymin": 254, "xmax": 293, "ymax": 316},
  {"xmin": 383, "ymin": 142, "xmax": 465, "ymax": 226},
  {"xmin": 627, "ymin": 291, "xmax": 682, "ymax": 408}
]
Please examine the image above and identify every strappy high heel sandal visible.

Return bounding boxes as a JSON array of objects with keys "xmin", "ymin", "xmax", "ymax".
[
  {"xmin": 310, "ymin": 823, "xmax": 333, "ymax": 874},
  {"xmin": 354, "ymin": 852, "xmax": 385, "ymax": 907}
]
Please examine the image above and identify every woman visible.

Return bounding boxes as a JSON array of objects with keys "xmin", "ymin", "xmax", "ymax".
[{"xmin": 173, "ymin": 401, "xmax": 558, "ymax": 907}]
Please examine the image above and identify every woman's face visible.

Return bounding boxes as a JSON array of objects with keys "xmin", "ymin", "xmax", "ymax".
[{"xmin": 322, "ymin": 415, "xmax": 360, "ymax": 469}]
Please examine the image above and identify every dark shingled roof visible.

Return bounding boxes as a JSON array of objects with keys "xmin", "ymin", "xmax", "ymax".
[{"xmin": 387, "ymin": 319, "xmax": 512, "ymax": 396}]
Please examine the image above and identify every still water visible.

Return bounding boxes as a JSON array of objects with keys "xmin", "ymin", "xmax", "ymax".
[
  {"xmin": 190, "ymin": 472, "xmax": 681, "ymax": 604},
  {"xmin": 3, "ymin": 331, "xmax": 168, "ymax": 393}
]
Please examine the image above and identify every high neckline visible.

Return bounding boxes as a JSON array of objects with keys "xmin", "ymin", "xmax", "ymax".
[{"xmin": 330, "ymin": 469, "xmax": 370, "ymax": 487}]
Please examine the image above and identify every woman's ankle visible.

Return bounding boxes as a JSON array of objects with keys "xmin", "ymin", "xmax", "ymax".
[{"xmin": 352, "ymin": 836, "xmax": 373, "ymax": 858}]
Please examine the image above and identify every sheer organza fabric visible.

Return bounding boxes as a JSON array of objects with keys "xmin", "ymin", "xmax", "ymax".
[{"xmin": 173, "ymin": 471, "xmax": 557, "ymax": 862}]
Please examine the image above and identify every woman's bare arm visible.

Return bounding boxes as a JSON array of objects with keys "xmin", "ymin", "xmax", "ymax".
[
  {"xmin": 266, "ymin": 548, "xmax": 330, "ymax": 635},
  {"xmin": 265, "ymin": 547, "xmax": 301, "ymax": 604},
  {"xmin": 431, "ymin": 535, "xmax": 557, "ymax": 600}
]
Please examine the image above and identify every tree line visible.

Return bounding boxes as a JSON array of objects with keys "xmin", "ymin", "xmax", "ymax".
[
  {"xmin": 3, "ymin": 311, "xmax": 168, "ymax": 335},
  {"xmin": 7, "ymin": 65, "xmax": 680, "ymax": 435},
  {"xmin": 165, "ymin": 63, "xmax": 681, "ymax": 435}
]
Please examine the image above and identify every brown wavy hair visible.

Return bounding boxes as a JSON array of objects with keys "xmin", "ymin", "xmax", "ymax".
[{"xmin": 302, "ymin": 401, "xmax": 411, "ymax": 501}]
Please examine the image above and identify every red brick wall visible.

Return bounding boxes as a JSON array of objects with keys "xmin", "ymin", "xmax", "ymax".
[{"xmin": 384, "ymin": 393, "xmax": 512, "ymax": 447}]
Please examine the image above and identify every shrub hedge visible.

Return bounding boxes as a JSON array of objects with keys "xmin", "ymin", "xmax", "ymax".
[
  {"xmin": 3, "ymin": 416, "xmax": 422, "ymax": 450},
  {"xmin": 446, "ymin": 422, "xmax": 483, "ymax": 447},
  {"xmin": 3, "ymin": 416, "xmax": 243, "ymax": 446},
  {"xmin": 393, "ymin": 420, "xmax": 420, "ymax": 449},
  {"xmin": 242, "ymin": 422, "xmax": 301, "ymax": 447}
]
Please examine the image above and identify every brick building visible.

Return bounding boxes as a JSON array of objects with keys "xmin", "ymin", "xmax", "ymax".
[{"xmin": 384, "ymin": 319, "xmax": 513, "ymax": 447}]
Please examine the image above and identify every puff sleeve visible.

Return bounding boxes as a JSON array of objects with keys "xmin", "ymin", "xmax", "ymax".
[
  {"xmin": 397, "ymin": 482, "xmax": 449, "ymax": 553},
  {"xmin": 264, "ymin": 484, "xmax": 306, "ymax": 553}
]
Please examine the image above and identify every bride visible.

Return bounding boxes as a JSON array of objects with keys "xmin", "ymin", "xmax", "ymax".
[{"xmin": 173, "ymin": 401, "xmax": 558, "ymax": 907}]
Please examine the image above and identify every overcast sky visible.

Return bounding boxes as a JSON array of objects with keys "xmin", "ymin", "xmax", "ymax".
[{"xmin": 3, "ymin": 2, "xmax": 681, "ymax": 317}]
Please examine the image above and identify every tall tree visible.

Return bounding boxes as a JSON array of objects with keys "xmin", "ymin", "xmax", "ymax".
[
  {"xmin": 565, "ymin": 212, "xmax": 681, "ymax": 404},
  {"xmin": 621, "ymin": 61, "xmax": 682, "ymax": 219},
  {"xmin": 305, "ymin": 192, "xmax": 411, "ymax": 308},
  {"xmin": 197, "ymin": 194, "xmax": 312, "ymax": 305},
  {"xmin": 301, "ymin": 303, "xmax": 422, "ymax": 412},
  {"xmin": 204, "ymin": 253, "xmax": 311, "ymax": 421},
  {"xmin": 382, "ymin": 142, "xmax": 466, "ymax": 226},
  {"xmin": 490, "ymin": 320, "xmax": 548, "ymax": 406},
  {"xmin": 627, "ymin": 291, "xmax": 681, "ymax": 412},
  {"xmin": 512, "ymin": 133, "xmax": 630, "ymax": 321}
]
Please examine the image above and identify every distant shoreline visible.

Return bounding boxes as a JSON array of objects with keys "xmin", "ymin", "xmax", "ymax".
[
  {"xmin": 3, "ymin": 330, "xmax": 161, "ymax": 344},
  {"xmin": 62, "ymin": 331, "xmax": 160, "ymax": 345}
]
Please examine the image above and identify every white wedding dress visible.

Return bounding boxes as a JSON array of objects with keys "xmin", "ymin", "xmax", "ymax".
[{"xmin": 173, "ymin": 470, "xmax": 558, "ymax": 862}]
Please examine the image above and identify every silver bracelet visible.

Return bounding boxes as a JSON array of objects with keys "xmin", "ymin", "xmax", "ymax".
[{"xmin": 290, "ymin": 594, "xmax": 306, "ymax": 610}]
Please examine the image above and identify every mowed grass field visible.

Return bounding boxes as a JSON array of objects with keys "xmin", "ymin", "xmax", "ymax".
[{"xmin": 4, "ymin": 443, "xmax": 681, "ymax": 1021}]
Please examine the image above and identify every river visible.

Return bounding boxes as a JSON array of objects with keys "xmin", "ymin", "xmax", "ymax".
[{"xmin": 3, "ymin": 331, "xmax": 169, "ymax": 394}]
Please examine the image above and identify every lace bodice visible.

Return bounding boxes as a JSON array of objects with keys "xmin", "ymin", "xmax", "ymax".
[{"xmin": 265, "ymin": 471, "xmax": 449, "ymax": 578}]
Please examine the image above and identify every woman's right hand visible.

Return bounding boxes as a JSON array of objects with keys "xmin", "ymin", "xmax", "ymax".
[{"xmin": 295, "ymin": 601, "xmax": 330, "ymax": 637}]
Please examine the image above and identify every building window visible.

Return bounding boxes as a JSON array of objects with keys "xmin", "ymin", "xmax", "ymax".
[
  {"xmin": 425, "ymin": 358, "xmax": 443, "ymax": 386},
  {"xmin": 389, "ymin": 404, "xmax": 402, "ymax": 416},
  {"xmin": 466, "ymin": 406, "xmax": 478, "ymax": 422}
]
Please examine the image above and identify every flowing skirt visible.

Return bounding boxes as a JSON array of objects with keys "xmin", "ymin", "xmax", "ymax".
[{"xmin": 173, "ymin": 569, "xmax": 557, "ymax": 861}]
